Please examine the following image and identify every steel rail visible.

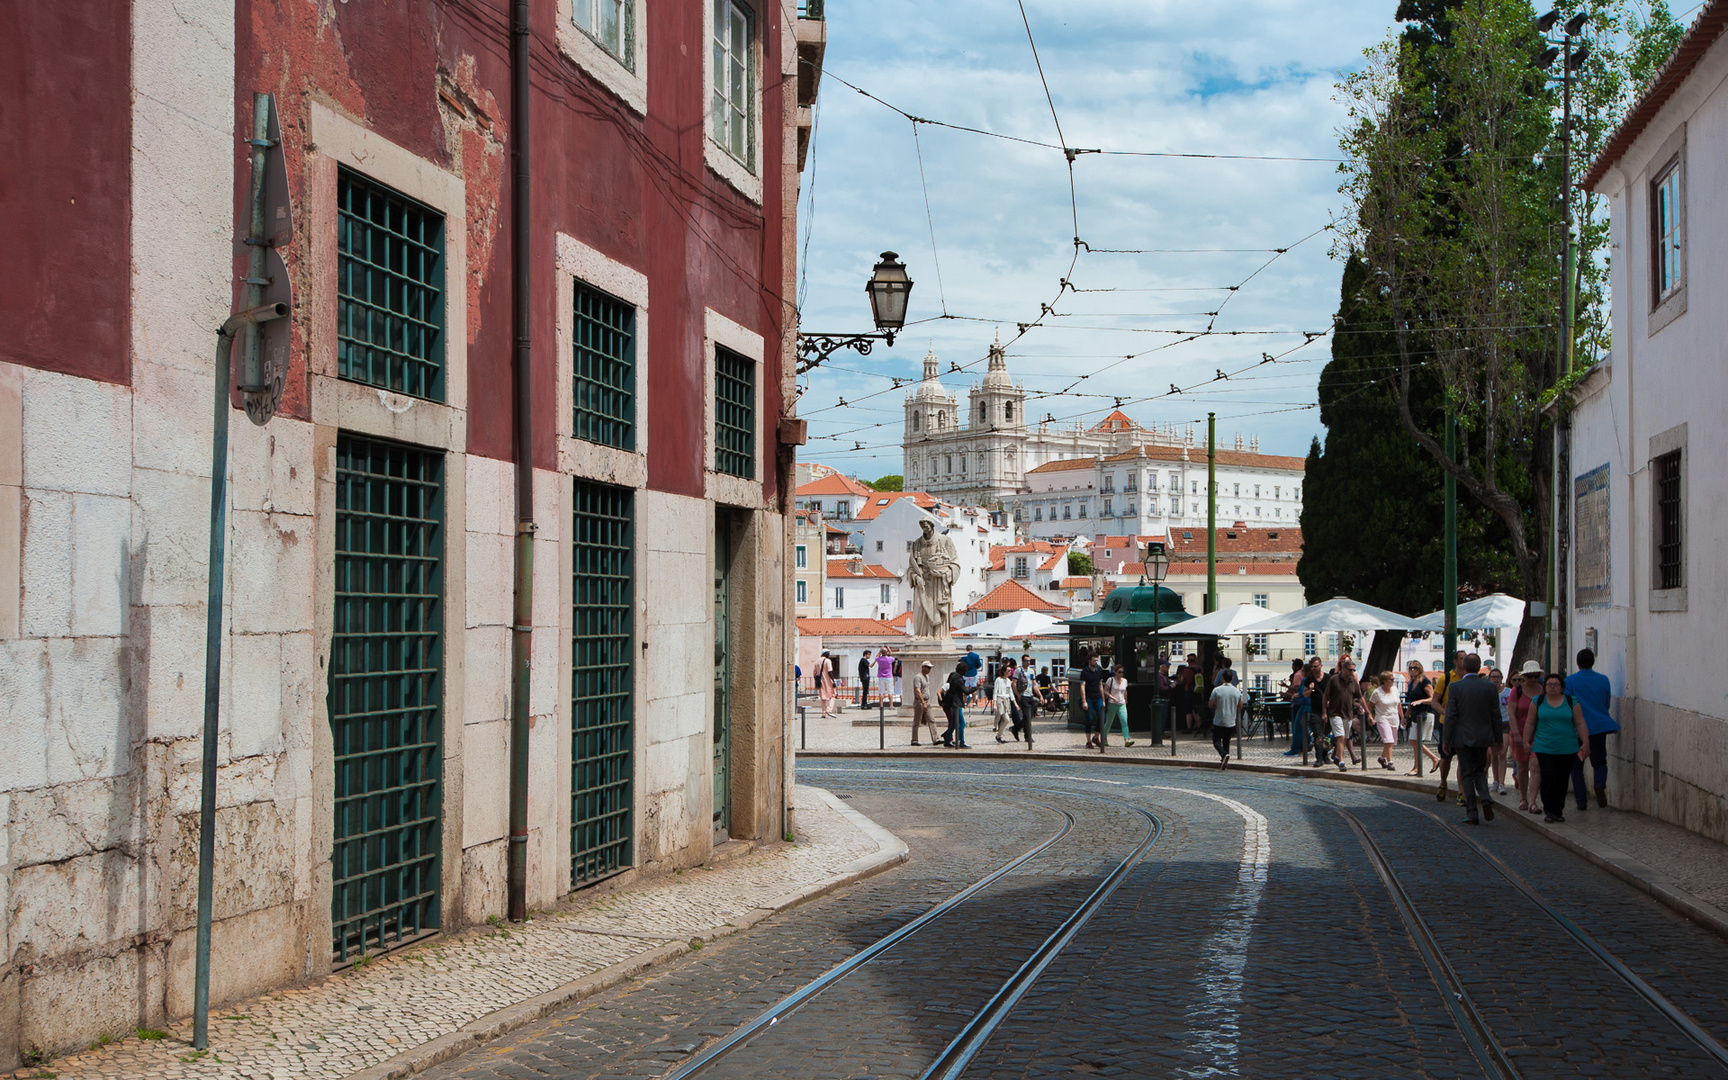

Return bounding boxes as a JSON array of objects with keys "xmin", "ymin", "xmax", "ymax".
[
  {"xmin": 1337, "ymin": 808, "xmax": 1524, "ymax": 1080},
  {"xmin": 662, "ymin": 797, "xmax": 1077, "ymax": 1079},
  {"xmin": 1396, "ymin": 800, "xmax": 1728, "ymax": 1072},
  {"xmin": 918, "ymin": 804, "xmax": 1162, "ymax": 1080}
]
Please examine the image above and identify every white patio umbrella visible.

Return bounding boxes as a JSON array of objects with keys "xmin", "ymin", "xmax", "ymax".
[
  {"xmin": 1174, "ymin": 603, "xmax": 1286, "ymax": 637},
  {"xmin": 1414, "ymin": 593, "xmax": 1526, "ymax": 632},
  {"xmin": 953, "ymin": 608, "xmax": 1067, "ymax": 640},
  {"xmin": 1234, "ymin": 597, "xmax": 1427, "ymax": 635}
]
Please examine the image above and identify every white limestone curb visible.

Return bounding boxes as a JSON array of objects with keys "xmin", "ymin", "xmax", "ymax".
[{"xmin": 344, "ymin": 784, "xmax": 906, "ymax": 1080}]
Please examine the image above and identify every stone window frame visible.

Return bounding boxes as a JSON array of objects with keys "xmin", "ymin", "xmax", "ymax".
[
  {"xmin": 1649, "ymin": 422, "xmax": 1687, "ymax": 612},
  {"xmin": 703, "ymin": 0, "xmax": 765, "ymax": 205},
  {"xmin": 795, "ymin": 578, "xmax": 807, "ymax": 604},
  {"xmin": 556, "ymin": 0, "xmax": 648, "ymax": 115},
  {"xmin": 306, "ymin": 102, "xmax": 471, "ymax": 934},
  {"xmin": 1646, "ymin": 127, "xmax": 1686, "ymax": 336},
  {"xmin": 703, "ymin": 308, "xmax": 765, "ymax": 510},
  {"xmin": 555, "ymin": 233, "xmax": 650, "ymax": 489}
]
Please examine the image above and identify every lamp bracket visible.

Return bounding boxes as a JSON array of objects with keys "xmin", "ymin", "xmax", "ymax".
[{"xmin": 796, "ymin": 329, "xmax": 897, "ymax": 374}]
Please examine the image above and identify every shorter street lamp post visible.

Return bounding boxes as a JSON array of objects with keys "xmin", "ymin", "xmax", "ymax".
[
  {"xmin": 796, "ymin": 252, "xmax": 913, "ymax": 374},
  {"xmin": 1141, "ymin": 541, "xmax": 1172, "ymax": 752}
]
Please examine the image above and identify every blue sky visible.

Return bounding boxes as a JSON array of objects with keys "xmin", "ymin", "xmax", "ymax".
[{"xmin": 793, "ymin": 0, "xmax": 1403, "ymax": 480}]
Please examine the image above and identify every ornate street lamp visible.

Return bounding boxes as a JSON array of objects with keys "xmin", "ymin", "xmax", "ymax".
[
  {"xmin": 797, "ymin": 252, "xmax": 914, "ymax": 374},
  {"xmin": 1143, "ymin": 540, "xmax": 1170, "ymax": 747}
]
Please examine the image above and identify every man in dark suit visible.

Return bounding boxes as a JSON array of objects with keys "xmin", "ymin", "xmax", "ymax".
[{"xmin": 1443, "ymin": 653, "xmax": 1504, "ymax": 823}]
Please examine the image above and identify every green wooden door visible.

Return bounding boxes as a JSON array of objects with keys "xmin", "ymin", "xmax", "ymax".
[
  {"xmin": 571, "ymin": 480, "xmax": 634, "ymax": 886},
  {"xmin": 712, "ymin": 512, "xmax": 733, "ymax": 838},
  {"xmin": 329, "ymin": 435, "xmax": 444, "ymax": 962}
]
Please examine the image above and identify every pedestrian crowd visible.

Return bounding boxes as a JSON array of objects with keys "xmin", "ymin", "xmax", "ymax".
[{"xmin": 1277, "ymin": 646, "xmax": 1618, "ymax": 824}]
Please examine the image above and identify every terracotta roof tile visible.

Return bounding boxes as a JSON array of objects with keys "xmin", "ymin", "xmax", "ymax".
[
  {"xmin": 826, "ymin": 560, "xmax": 897, "ymax": 579},
  {"xmin": 960, "ymin": 579, "xmax": 1070, "ymax": 613},
  {"xmin": 795, "ymin": 618, "xmax": 910, "ymax": 637},
  {"xmin": 796, "ymin": 473, "xmax": 876, "ymax": 497},
  {"xmin": 1027, "ymin": 458, "xmax": 1096, "ymax": 474},
  {"xmin": 1586, "ymin": 1, "xmax": 1728, "ymax": 189}
]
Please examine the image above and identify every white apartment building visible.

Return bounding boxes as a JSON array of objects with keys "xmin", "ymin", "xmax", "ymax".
[
  {"xmin": 1013, "ymin": 444, "xmax": 1305, "ymax": 541},
  {"xmin": 1569, "ymin": 3, "xmax": 1728, "ymax": 844},
  {"xmin": 824, "ymin": 558, "xmax": 901, "ymax": 621}
]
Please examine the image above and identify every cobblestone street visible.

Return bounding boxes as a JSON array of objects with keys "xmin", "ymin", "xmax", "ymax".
[{"xmin": 414, "ymin": 757, "xmax": 1728, "ymax": 1080}]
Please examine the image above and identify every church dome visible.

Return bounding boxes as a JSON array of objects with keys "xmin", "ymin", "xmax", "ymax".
[{"xmin": 913, "ymin": 346, "xmax": 954, "ymax": 402}]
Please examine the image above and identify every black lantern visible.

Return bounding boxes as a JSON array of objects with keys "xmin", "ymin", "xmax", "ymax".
[
  {"xmin": 866, "ymin": 251, "xmax": 913, "ymax": 332},
  {"xmin": 1144, "ymin": 540, "xmax": 1170, "ymax": 584}
]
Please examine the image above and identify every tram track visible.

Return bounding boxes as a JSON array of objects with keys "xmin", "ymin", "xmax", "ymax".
[
  {"xmin": 1297, "ymin": 783, "xmax": 1728, "ymax": 1079},
  {"xmin": 663, "ymin": 777, "xmax": 1164, "ymax": 1080}
]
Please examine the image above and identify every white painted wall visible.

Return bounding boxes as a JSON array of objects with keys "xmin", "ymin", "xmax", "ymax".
[{"xmin": 1572, "ymin": 32, "xmax": 1728, "ymax": 842}]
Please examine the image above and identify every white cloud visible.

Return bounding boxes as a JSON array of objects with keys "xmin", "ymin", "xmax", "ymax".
[{"xmin": 795, "ymin": 0, "xmax": 1397, "ymax": 478}]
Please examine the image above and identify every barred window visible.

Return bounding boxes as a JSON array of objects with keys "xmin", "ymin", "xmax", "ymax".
[
  {"xmin": 572, "ymin": 281, "xmax": 636, "ymax": 450},
  {"xmin": 714, "ymin": 345, "xmax": 755, "ymax": 479},
  {"xmin": 1655, "ymin": 449, "xmax": 1682, "ymax": 589},
  {"xmin": 337, "ymin": 169, "xmax": 446, "ymax": 400}
]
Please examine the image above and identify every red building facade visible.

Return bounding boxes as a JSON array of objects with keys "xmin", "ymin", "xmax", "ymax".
[{"xmin": 0, "ymin": 0, "xmax": 821, "ymax": 1061}]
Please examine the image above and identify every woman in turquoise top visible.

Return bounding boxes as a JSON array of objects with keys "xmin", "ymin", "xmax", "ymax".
[{"xmin": 1523, "ymin": 672, "xmax": 1589, "ymax": 822}]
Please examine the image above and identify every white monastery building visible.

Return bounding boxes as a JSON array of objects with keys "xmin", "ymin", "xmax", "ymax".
[{"xmin": 901, "ymin": 339, "xmax": 1304, "ymax": 531}]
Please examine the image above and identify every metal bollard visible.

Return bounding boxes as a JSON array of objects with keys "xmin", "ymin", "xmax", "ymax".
[
  {"xmin": 878, "ymin": 699, "xmax": 885, "ymax": 750},
  {"xmin": 799, "ymin": 705, "xmax": 806, "ymax": 750}
]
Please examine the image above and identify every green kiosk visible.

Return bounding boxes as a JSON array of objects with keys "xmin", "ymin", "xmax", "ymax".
[{"xmin": 1062, "ymin": 579, "xmax": 1194, "ymax": 743}]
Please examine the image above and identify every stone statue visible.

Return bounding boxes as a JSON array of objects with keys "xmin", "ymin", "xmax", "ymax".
[{"xmin": 908, "ymin": 518, "xmax": 959, "ymax": 640}]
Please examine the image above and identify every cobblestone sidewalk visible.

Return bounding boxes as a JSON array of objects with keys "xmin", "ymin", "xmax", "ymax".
[{"xmin": 20, "ymin": 785, "xmax": 903, "ymax": 1080}]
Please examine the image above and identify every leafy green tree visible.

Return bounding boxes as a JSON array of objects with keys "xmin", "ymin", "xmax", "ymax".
[
  {"xmin": 1333, "ymin": 0, "xmax": 1683, "ymax": 663},
  {"xmin": 869, "ymin": 474, "xmax": 903, "ymax": 491},
  {"xmin": 1067, "ymin": 552, "xmax": 1094, "ymax": 577}
]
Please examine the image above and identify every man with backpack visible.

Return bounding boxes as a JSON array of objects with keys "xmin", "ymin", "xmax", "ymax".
[
  {"xmin": 1010, "ymin": 659, "xmax": 1036, "ymax": 748},
  {"xmin": 941, "ymin": 660, "xmax": 970, "ymax": 748}
]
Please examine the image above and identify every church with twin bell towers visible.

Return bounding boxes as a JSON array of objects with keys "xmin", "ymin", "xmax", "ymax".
[{"xmin": 903, "ymin": 337, "xmax": 1202, "ymax": 508}]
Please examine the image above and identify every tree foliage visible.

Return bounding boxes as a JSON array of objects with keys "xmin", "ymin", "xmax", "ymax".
[
  {"xmin": 1067, "ymin": 552, "xmax": 1095, "ymax": 578},
  {"xmin": 869, "ymin": 474, "xmax": 903, "ymax": 491},
  {"xmin": 1331, "ymin": 0, "xmax": 1684, "ymax": 663}
]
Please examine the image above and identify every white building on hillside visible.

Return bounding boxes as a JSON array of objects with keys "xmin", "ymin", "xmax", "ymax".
[
  {"xmin": 1569, "ymin": 3, "xmax": 1728, "ymax": 845},
  {"xmin": 1014, "ymin": 444, "xmax": 1305, "ymax": 540},
  {"xmin": 824, "ymin": 558, "xmax": 901, "ymax": 621}
]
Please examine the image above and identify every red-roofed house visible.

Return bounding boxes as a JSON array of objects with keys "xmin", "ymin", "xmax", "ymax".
[
  {"xmin": 824, "ymin": 558, "xmax": 903, "ymax": 620},
  {"xmin": 794, "ymin": 472, "xmax": 876, "ymax": 521},
  {"xmin": 956, "ymin": 580, "xmax": 1070, "ymax": 628}
]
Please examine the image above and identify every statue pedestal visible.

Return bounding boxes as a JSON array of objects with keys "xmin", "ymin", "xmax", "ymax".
[{"xmin": 894, "ymin": 638, "xmax": 968, "ymax": 716}]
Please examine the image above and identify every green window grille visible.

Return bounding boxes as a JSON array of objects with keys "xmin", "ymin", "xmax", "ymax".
[
  {"xmin": 714, "ymin": 345, "xmax": 755, "ymax": 479},
  {"xmin": 337, "ymin": 169, "xmax": 446, "ymax": 401},
  {"xmin": 572, "ymin": 281, "xmax": 636, "ymax": 450},
  {"xmin": 329, "ymin": 435, "xmax": 445, "ymax": 962},
  {"xmin": 572, "ymin": 480, "xmax": 634, "ymax": 886}
]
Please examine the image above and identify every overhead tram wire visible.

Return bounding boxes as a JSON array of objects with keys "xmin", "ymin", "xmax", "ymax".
[{"xmin": 911, "ymin": 123, "xmax": 950, "ymax": 316}]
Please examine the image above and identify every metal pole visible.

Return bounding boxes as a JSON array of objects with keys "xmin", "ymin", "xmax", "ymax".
[
  {"xmin": 878, "ymin": 698, "xmax": 885, "ymax": 750},
  {"xmin": 800, "ymin": 705, "xmax": 807, "ymax": 750},
  {"xmin": 194, "ymin": 95, "xmax": 274, "ymax": 1051},
  {"xmin": 1206, "ymin": 413, "xmax": 1217, "ymax": 615},
  {"xmin": 1550, "ymin": 39, "xmax": 1575, "ymax": 675},
  {"xmin": 1444, "ymin": 412, "xmax": 1459, "ymax": 695}
]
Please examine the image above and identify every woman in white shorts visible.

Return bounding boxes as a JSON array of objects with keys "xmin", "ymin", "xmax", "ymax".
[{"xmin": 1369, "ymin": 671, "xmax": 1405, "ymax": 771}]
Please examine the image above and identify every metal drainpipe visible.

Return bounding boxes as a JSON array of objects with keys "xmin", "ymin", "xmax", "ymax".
[{"xmin": 507, "ymin": 0, "xmax": 535, "ymax": 924}]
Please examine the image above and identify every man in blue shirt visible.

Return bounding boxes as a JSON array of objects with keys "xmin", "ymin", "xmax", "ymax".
[
  {"xmin": 963, "ymin": 648, "xmax": 983, "ymax": 705},
  {"xmin": 1565, "ymin": 648, "xmax": 1619, "ymax": 809}
]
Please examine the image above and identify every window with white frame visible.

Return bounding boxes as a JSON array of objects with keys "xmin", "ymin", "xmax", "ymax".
[
  {"xmin": 1250, "ymin": 634, "xmax": 1268, "ymax": 657},
  {"xmin": 880, "ymin": 583, "xmax": 891, "ymax": 604},
  {"xmin": 711, "ymin": 0, "xmax": 755, "ymax": 168},
  {"xmin": 834, "ymin": 586, "xmax": 844, "ymax": 608},
  {"xmin": 795, "ymin": 545, "xmax": 807, "ymax": 569},
  {"xmin": 573, "ymin": 0, "xmax": 632, "ymax": 65},
  {"xmin": 795, "ymin": 579, "xmax": 807, "ymax": 604},
  {"xmin": 1653, "ymin": 158, "xmax": 1684, "ymax": 304},
  {"xmin": 1253, "ymin": 593, "xmax": 1268, "ymax": 608},
  {"xmin": 1303, "ymin": 632, "xmax": 1316, "ymax": 656},
  {"xmin": 1014, "ymin": 556, "xmax": 1029, "ymax": 578}
]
